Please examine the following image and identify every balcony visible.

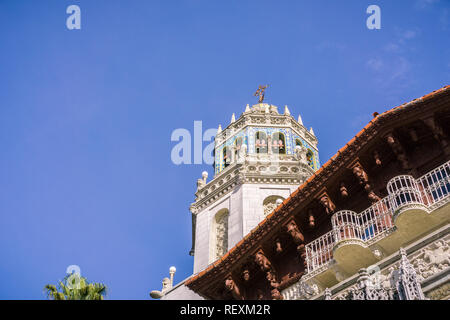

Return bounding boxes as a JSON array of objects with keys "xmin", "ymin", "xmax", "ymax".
[{"xmin": 304, "ymin": 160, "xmax": 450, "ymax": 286}]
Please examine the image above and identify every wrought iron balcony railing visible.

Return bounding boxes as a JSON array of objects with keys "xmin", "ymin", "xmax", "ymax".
[{"xmin": 305, "ymin": 160, "xmax": 450, "ymax": 275}]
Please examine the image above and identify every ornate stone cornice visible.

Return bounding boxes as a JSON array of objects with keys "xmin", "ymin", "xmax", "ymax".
[
  {"xmin": 191, "ymin": 156, "xmax": 314, "ymax": 213},
  {"xmin": 214, "ymin": 104, "xmax": 317, "ymax": 148}
]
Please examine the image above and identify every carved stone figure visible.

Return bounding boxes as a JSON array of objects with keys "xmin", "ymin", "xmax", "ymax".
[
  {"xmin": 308, "ymin": 214, "xmax": 315, "ymax": 228},
  {"xmin": 340, "ymin": 182, "xmax": 348, "ymax": 197},
  {"xmin": 224, "ymin": 276, "xmax": 243, "ymax": 300},
  {"xmin": 254, "ymin": 251, "xmax": 272, "ymax": 272},
  {"xmin": 286, "ymin": 220, "xmax": 304, "ymax": 244},
  {"xmin": 266, "ymin": 271, "xmax": 279, "ymax": 289},
  {"xmin": 373, "ymin": 150, "xmax": 382, "ymax": 166},
  {"xmin": 368, "ymin": 191, "xmax": 381, "ymax": 204},
  {"xmin": 319, "ymin": 195, "xmax": 336, "ymax": 215},
  {"xmin": 242, "ymin": 269, "xmax": 250, "ymax": 282},
  {"xmin": 256, "ymin": 289, "xmax": 264, "ymax": 300},
  {"xmin": 424, "ymin": 117, "xmax": 448, "ymax": 148},
  {"xmin": 423, "ymin": 240, "xmax": 450, "ymax": 266},
  {"xmin": 238, "ymin": 143, "xmax": 247, "ymax": 160},
  {"xmin": 294, "ymin": 145, "xmax": 307, "ymax": 163},
  {"xmin": 386, "ymin": 134, "xmax": 410, "ymax": 170},
  {"xmin": 275, "ymin": 239, "xmax": 283, "ymax": 254},
  {"xmin": 271, "ymin": 288, "xmax": 283, "ymax": 300},
  {"xmin": 352, "ymin": 165, "xmax": 369, "ymax": 186}
]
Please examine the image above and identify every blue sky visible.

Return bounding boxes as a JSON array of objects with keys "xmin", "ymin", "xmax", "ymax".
[{"xmin": 0, "ymin": 0, "xmax": 448, "ymax": 299}]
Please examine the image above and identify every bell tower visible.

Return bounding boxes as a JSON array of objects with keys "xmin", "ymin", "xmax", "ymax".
[{"xmin": 189, "ymin": 95, "xmax": 320, "ymax": 274}]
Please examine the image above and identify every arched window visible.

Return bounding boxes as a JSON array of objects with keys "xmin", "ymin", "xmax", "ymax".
[
  {"xmin": 263, "ymin": 195, "xmax": 285, "ymax": 216},
  {"xmin": 255, "ymin": 131, "xmax": 267, "ymax": 154},
  {"xmin": 211, "ymin": 209, "xmax": 229, "ymax": 261},
  {"xmin": 295, "ymin": 139, "xmax": 302, "ymax": 147},
  {"xmin": 306, "ymin": 150, "xmax": 314, "ymax": 168},
  {"xmin": 271, "ymin": 132, "xmax": 286, "ymax": 154},
  {"xmin": 223, "ymin": 146, "xmax": 232, "ymax": 168}
]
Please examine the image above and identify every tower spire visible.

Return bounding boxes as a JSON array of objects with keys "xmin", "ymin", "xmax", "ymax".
[{"xmin": 284, "ymin": 105, "xmax": 291, "ymax": 115}]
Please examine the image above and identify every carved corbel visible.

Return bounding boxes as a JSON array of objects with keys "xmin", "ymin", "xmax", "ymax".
[
  {"xmin": 254, "ymin": 250, "xmax": 282, "ymax": 300},
  {"xmin": 224, "ymin": 275, "xmax": 243, "ymax": 300},
  {"xmin": 385, "ymin": 133, "xmax": 411, "ymax": 170},
  {"xmin": 373, "ymin": 150, "xmax": 382, "ymax": 166},
  {"xmin": 286, "ymin": 220, "xmax": 305, "ymax": 245},
  {"xmin": 271, "ymin": 288, "xmax": 283, "ymax": 300},
  {"xmin": 367, "ymin": 190, "xmax": 381, "ymax": 204},
  {"xmin": 340, "ymin": 182, "xmax": 348, "ymax": 197},
  {"xmin": 242, "ymin": 269, "xmax": 251, "ymax": 282},
  {"xmin": 350, "ymin": 162, "xmax": 369, "ymax": 187},
  {"xmin": 409, "ymin": 128, "xmax": 418, "ymax": 143},
  {"xmin": 348, "ymin": 160, "xmax": 382, "ymax": 204},
  {"xmin": 317, "ymin": 191, "xmax": 336, "ymax": 215},
  {"xmin": 308, "ymin": 211, "xmax": 315, "ymax": 228},
  {"xmin": 254, "ymin": 250, "xmax": 273, "ymax": 272},
  {"xmin": 275, "ymin": 238, "xmax": 283, "ymax": 254},
  {"xmin": 423, "ymin": 116, "xmax": 448, "ymax": 149}
]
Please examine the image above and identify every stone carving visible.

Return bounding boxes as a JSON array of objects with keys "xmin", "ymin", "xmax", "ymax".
[
  {"xmin": 386, "ymin": 134, "xmax": 410, "ymax": 170},
  {"xmin": 373, "ymin": 150, "xmax": 382, "ymax": 166},
  {"xmin": 409, "ymin": 128, "xmax": 418, "ymax": 142},
  {"xmin": 411, "ymin": 238, "xmax": 450, "ymax": 281},
  {"xmin": 256, "ymin": 289, "xmax": 264, "ymax": 300},
  {"xmin": 319, "ymin": 195, "xmax": 336, "ymax": 215},
  {"xmin": 266, "ymin": 271, "xmax": 279, "ymax": 289},
  {"xmin": 368, "ymin": 190, "xmax": 381, "ymax": 204},
  {"xmin": 426, "ymin": 283, "xmax": 450, "ymax": 300},
  {"xmin": 294, "ymin": 145, "xmax": 308, "ymax": 163},
  {"xmin": 340, "ymin": 182, "xmax": 348, "ymax": 198},
  {"xmin": 352, "ymin": 165, "xmax": 369, "ymax": 186},
  {"xmin": 324, "ymin": 288, "xmax": 332, "ymax": 300},
  {"xmin": 254, "ymin": 251, "xmax": 272, "ymax": 272},
  {"xmin": 282, "ymin": 280, "xmax": 320, "ymax": 300},
  {"xmin": 263, "ymin": 196, "xmax": 284, "ymax": 216},
  {"xmin": 396, "ymin": 248, "xmax": 425, "ymax": 300},
  {"xmin": 286, "ymin": 220, "xmax": 304, "ymax": 245},
  {"xmin": 196, "ymin": 171, "xmax": 208, "ymax": 192},
  {"xmin": 308, "ymin": 213, "xmax": 315, "ymax": 228},
  {"xmin": 351, "ymin": 163, "xmax": 382, "ymax": 204},
  {"xmin": 224, "ymin": 276, "xmax": 243, "ymax": 300},
  {"xmin": 424, "ymin": 117, "xmax": 448, "ymax": 149},
  {"xmin": 238, "ymin": 143, "xmax": 247, "ymax": 160},
  {"xmin": 328, "ymin": 248, "xmax": 428, "ymax": 300},
  {"xmin": 215, "ymin": 213, "xmax": 229, "ymax": 259},
  {"xmin": 271, "ymin": 289, "xmax": 283, "ymax": 300},
  {"xmin": 254, "ymin": 250, "xmax": 283, "ymax": 300},
  {"xmin": 242, "ymin": 269, "xmax": 250, "ymax": 282},
  {"xmin": 162, "ymin": 277, "xmax": 171, "ymax": 291},
  {"xmin": 332, "ymin": 268, "xmax": 397, "ymax": 300},
  {"xmin": 275, "ymin": 239, "xmax": 283, "ymax": 254}
]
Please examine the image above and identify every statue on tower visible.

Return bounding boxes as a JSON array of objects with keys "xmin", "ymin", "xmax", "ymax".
[{"xmin": 254, "ymin": 85, "xmax": 269, "ymax": 103}]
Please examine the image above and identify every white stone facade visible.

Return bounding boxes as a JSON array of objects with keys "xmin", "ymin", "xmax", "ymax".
[
  {"xmin": 157, "ymin": 102, "xmax": 319, "ymax": 300},
  {"xmin": 193, "ymin": 183, "xmax": 300, "ymax": 273},
  {"xmin": 190, "ymin": 103, "xmax": 318, "ymax": 274}
]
